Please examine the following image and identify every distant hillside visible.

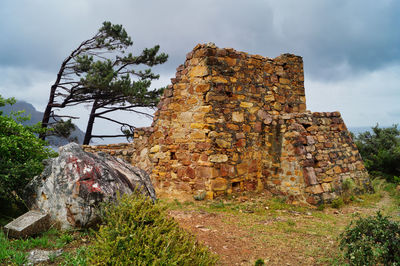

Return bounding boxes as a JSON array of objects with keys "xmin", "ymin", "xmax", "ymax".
[{"xmin": 0, "ymin": 100, "xmax": 85, "ymax": 147}]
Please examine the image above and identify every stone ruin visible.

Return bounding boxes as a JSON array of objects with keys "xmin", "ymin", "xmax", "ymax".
[{"xmin": 84, "ymin": 43, "xmax": 371, "ymax": 205}]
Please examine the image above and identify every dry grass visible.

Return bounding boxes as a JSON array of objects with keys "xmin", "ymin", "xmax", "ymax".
[{"xmin": 165, "ymin": 182, "xmax": 399, "ymax": 265}]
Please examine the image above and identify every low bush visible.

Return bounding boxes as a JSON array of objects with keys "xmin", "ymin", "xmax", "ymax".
[
  {"xmin": 355, "ymin": 125, "xmax": 400, "ymax": 183},
  {"xmin": 339, "ymin": 212, "xmax": 400, "ymax": 265},
  {"xmin": 331, "ymin": 197, "xmax": 344, "ymax": 209},
  {"xmin": 88, "ymin": 194, "xmax": 218, "ymax": 265},
  {"xmin": 0, "ymin": 95, "xmax": 56, "ymax": 213}
]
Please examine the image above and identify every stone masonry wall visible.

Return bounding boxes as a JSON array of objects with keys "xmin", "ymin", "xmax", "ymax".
[
  {"xmin": 83, "ymin": 43, "xmax": 371, "ymax": 204},
  {"xmin": 83, "ymin": 127, "xmax": 153, "ymax": 173},
  {"xmin": 262, "ymin": 111, "xmax": 370, "ymax": 204}
]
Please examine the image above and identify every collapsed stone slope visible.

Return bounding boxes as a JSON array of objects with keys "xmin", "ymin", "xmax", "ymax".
[{"xmin": 84, "ymin": 43, "xmax": 371, "ymax": 204}]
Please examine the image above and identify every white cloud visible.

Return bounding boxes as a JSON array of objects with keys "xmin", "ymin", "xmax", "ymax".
[{"xmin": 306, "ymin": 64, "xmax": 400, "ymax": 127}]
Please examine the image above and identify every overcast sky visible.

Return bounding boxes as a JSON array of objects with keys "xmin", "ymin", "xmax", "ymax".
[{"xmin": 0, "ymin": 0, "xmax": 399, "ymax": 143}]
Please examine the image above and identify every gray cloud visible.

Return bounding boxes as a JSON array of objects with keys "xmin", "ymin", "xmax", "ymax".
[
  {"xmin": 0, "ymin": 0, "xmax": 399, "ymax": 133},
  {"xmin": 1, "ymin": 0, "xmax": 399, "ymax": 76}
]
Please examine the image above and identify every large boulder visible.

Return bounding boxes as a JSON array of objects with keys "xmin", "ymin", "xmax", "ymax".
[{"xmin": 24, "ymin": 143, "xmax": 156, "ymax": 229}]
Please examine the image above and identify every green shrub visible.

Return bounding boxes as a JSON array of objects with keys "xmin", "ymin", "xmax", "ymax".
[
  {"xmin": 355, "ymin": 125, "xmax": 400, "ymax": 183},
  {"xmin": 331, "ymin": 197, "xmax": 344, "ymax": 209},
  {"xmin": 342, "ymin": 178, "xmax": 355, "ymax": 192},
  {"xmin": 340, "ymin": 212, "xmax": 400, "ymax": 265},
  {"xmin": 0, "ymin": 95, "xmax": 56, "ymax": 209},
  {"xmin": 88, "ymin": 194, "xmax": 218, "ymax": 265},
  {"xmin": 254, "ymin": 258, "xmax": 265, "ymax": 265}
]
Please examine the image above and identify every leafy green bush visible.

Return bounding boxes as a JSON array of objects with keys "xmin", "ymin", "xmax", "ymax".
[
  {"xmin": 355, "ymin": 125, "xmax": 400, "ymax": 183},
  {"xmin": 0, "ymin": 95, "xmax": 56, "ymax": 207},
  {"xmin": 254, "ymin": 258, "xmax": 265, "ymax": 265},
  {"xmin": 331, "ymin": 197, "xmax": 344, "ymax": 209},
  {"xmin": 88, "ymin": 194, "xmax": 218, "ymax": 265},
  {"xmin": 340, "ymin": 212, "xmax": 400, "ymax": 265}
]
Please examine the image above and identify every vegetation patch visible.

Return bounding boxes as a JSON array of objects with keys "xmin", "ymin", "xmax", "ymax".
[
  {"xmin": 340, "ymin": 212, "xmax": 400, "ymax": 265},
  {"xmin": 355, "ymin": 124, "xmax": 400, "ymax": 183},
  {"xmin": 0, "ymin": 228, "xmax": 89, "ymax": 265},
  {"xmin": 88, "ymin": 194, "xmax": 218, "ymax": 265}
]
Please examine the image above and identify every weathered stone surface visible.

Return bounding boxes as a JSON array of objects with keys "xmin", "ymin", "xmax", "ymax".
[
  {"xmin": 304, "ymin": 167, "xmax": 318, "ymax": 185},
  {"xmin": 4, "ymin": 211, "xmax": 50, "ymax": 238},
  {"xmin": 24, "ymin": 143, "xmax": 156, "ymax": 229},
  {"xmin": 27, "ymin": 249, "xmax": 63, "ymax": 264},
  {"xmin": 83, "ymin": 44, "xmax": 371, "ymax": 205},
  {"xmin": 232, "ymin": 112, "xmax": 244, "ymax": 122},
  {"xmin": 211, "ymin": 178, "xmax": 228, "ymax": 191},
  {"xmin": 209, "ymin": 154, "xmax": 228, "ymax": 163}
]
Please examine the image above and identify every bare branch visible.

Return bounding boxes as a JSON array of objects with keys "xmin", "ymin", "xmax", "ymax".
[
  {"xmin": 95, "ymin": 104, "xmax": 145, "ymax": 115},
  {"xmin": 91, "ymin": 134, "xmax": 132, "ymax": 138},
  {"xmin": 52, "ymin": 114, "xmax": 80, "ymax": 119},
  {"xmin": 96, "ymin": 115, "xmax": 135, "ymax": 127}
]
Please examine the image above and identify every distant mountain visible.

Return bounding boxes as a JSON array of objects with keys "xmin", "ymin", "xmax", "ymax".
[{"xmin": 0, "ymin": 100, "xmax": 85, "ymax": 148}]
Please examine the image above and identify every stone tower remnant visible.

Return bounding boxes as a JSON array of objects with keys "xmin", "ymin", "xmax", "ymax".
[{"xmin": 84, "ymin": 43, "xmax": 371, "ymax": 205}]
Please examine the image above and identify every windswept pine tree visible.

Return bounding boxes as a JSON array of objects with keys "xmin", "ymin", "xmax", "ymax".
[{"xmin": 41, "ymin": 21, "xmax": 168, "ymax": 144}]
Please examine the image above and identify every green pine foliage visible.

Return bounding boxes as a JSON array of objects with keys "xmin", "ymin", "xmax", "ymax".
[
  {"xmin": 42, "ymin": 21, "xmax": 168, "ymax": 144},
  {"xmin": 340, "ymin": 212, "xmax": 400, "ymax": 265},
  {"xmin": 355, "ymin": 124, "xmax": 400, "ymax": 183},
  {"xmin": 0, "ymin": 95, "xmax": 56, "ymax": 208},
  {"xmin": 89, "ymin": 194, "xmax": 218, "ymax": 265}
]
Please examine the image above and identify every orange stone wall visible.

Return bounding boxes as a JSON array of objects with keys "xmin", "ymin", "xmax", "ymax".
[
  {"xmin": 261, "ymin": 111, "xmax": 370, "ymax": 204},
  {"xmin": 84, "ymin": 43, "xmax": 371, "ymax": 204}
]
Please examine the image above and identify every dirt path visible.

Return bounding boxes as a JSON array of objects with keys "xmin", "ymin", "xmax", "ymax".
[{"xmin": 169, "ymin": 192, "xmax": 397, "ymax": 265}]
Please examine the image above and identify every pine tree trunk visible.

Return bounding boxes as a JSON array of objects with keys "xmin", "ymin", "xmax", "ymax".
[
  {"xmin": 83, "ymin": 100, "xmax": 98, "ymax": 145},
  {"xmin": 40, "ymin": 85, "xmax": 58, "ymax": 139}
]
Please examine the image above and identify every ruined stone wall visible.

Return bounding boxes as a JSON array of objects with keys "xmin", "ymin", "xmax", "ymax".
[
  {"xmin": 82, "ymin": 127, "xmax": 153, "ymax": 173},
  {"xmin": 147, "ymin": 44, "xmax": 306, "ymax": 200},
  {"xmin": 83, "ymin": 43, "xmax": 371, "ymax": 204},
  {"xmin": 261, "ymin": 111, "xmax": 370, "ymax": 204}
]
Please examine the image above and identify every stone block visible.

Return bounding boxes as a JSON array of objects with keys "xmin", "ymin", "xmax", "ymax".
[
  {"xmin": 235, "ymin": 132, "xmax": 246, "ymax": 139},
  {"xmin": 211, "ymin": 178, "xmax": 228, "ymax": 191},
  {"xmin": 227, "ymin": 123, "xmax": 240, "ymax": 130},
  {"xmin": 279, "ymin": 78, "xmax": 290, "ymax": 84},
  {"xmin": 236, "ymin": 139, "xmax": 246, "ymax": 147},
  {"xmin": 264, "ymin": 95, "xmax": 275, "ymax": 102},
  {"xmin": 310, "ymin": 184, "xmax": 324, "ymax": 194},
  {"xmin": 303, "ymin": 167, "xmax": 318, "ymax": 185},
  {"xmin": 232, "ymin": 112, "xmax": 244, "ymax": 122},
  {"xmin": 191, "ymin": 131, "xmax": 206, "ymax": 139},
  {"xmin": 190, "ymin": 123, "xmax": 207, "ymax": 129},
  {"xmin": 334, "ymin": 165, "xmax": 342, "ymax": 174},
  {"xmin": 321, "ymin": 182, "xmax": 332, "ymax": 192},
  {"xmin": 209, "ymin": 154, "xmax": 228, "ymax": 163},
  {"xmin": 150, "ymin": 145, "xmax": 160, "ymax": 153},
  {"xmin": 220, "ymin": 164, "xmax": 235, "ymax": 177},
  {"xmin": 240, "ymin": 102, "xmax": 253, "ymax": 108},
  {"xmin": 225, "ymin": 57, "xmax": 236, "ymax": 66},
  {"xmin": 215, "ymin": 139, "xmax": 231, "ymax": 148},
  {"xmin": 237, "ymin": 162, "xmax": 249, "ymax": 175},
  {"xmin": 306, "ymin": 136, "xmax": 315, "ymax": 145},
  {"xmin": 179, "ymin": 112, "xmax": 193, "ymax": 122},
  {"xmin": 195, "ymin": 167, "xmax": 213, "ymax": 178},
  {"xmin": 27, "ymin": 249, "xmax": 63, "ymax": 265},
  {"xmin": 4, "ymin": 211, "xmax": 50, "ymax": 238},
  {"xmin": 189, "ymin": 66, "xmax": 209, "ymax": 77},
  {"xmin": 212, "ymin": 76, "xmax": 228, "ymax": 83}
]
